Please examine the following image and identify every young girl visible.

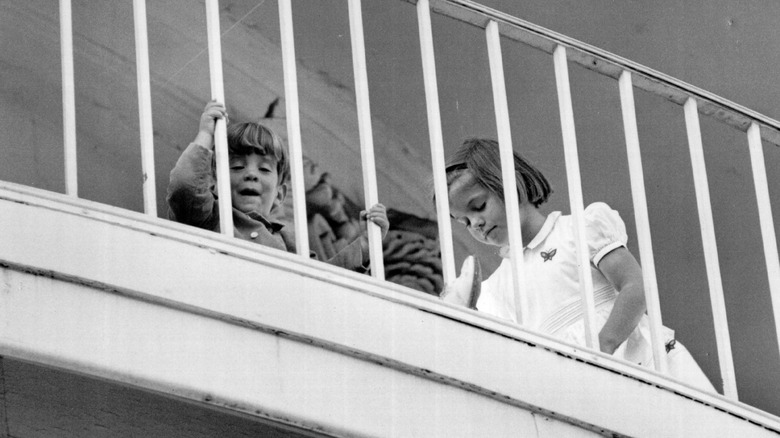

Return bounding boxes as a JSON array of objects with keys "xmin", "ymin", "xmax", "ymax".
[{"xmin": 441, "ymin": 138, "xmax": 715, "ymax": 392}]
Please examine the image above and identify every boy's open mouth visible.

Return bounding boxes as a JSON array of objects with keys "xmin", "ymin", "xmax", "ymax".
[{"xmin": 239, "ymin": 188, "xmax": 261, "ymax": 196}]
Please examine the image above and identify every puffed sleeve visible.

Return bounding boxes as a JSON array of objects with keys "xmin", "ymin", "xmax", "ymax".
[{"xmin": 584, "ymin": 202, "xmax": 628, "ymax": 266}]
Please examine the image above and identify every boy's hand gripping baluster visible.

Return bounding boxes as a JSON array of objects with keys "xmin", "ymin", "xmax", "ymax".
[
  {"xmin": 193, "ymin": 100, "xmax": 228, "ymax": 151},
  {"xmin": 358, "ymin": 203, "xmax": 390, "ymax": 264},
  {"xmin": 440, "ymin": 256, "xmax": 482, "ymax": 310}
]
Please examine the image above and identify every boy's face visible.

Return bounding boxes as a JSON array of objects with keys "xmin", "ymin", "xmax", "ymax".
[
  {"xmin": 229, "ymin": 150, "xmax": 285, "ymax": 217},
  {"xmin": 448, "ymin": 171, "xmax": 508, "ymax": 247}
]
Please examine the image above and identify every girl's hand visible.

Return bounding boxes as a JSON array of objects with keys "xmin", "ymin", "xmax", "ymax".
[
  {"xmin": 359, "ymin": 203, "xmax": 389, "ymax": 240},
  {"xmin": 440, "ymin": 256, "xmax": 482, "ymax": 309},
  {"xmin": 194, "ymin": 100, "xmax": 228, "ymax": 150}
]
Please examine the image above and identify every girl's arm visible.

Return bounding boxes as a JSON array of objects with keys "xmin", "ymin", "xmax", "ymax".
[{"xmin": 597, "ymin": 247, "xmax": 647, "ymax": 354}]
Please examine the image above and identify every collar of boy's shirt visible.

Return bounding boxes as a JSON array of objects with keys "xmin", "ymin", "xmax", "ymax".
[
  {"xmin": 235, "ymin": 208, "xmax": 285, "ymax": 233},
  {"xmin": 499, "ymin": 211, "xmax": 562, "ymax": 258}
]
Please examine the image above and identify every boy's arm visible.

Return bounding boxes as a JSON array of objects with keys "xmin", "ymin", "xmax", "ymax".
[
  {"xmin": 597, "ymin": 247, "xmax": 647, "ymax": 354},
  {"xmin": 322, "ymin": 203, "xmax": 388, "ymax": 273},
  {"xmin": 166, "ymin": 101, "xmax": 227, "ymax": 227},
  {"xmin": 358, "ymin": 204, "xmax": 389, "ymax": 266},
  {"xmin": 323, "ymin": 238, "xmax": 369, "ymax": 273},
  {"xmin": 167, "ymin": 142, "xmax": 218, "ymax": 227}
]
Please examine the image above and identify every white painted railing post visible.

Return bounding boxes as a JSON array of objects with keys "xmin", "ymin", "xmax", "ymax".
[
  {"xmin": 204, "ymin": 0, "xmax": 233, "ymax": 237},
  {"xmin": 416, "ymin": 0, "xmax": 456, "ymax": 285},
  {"xmin": 683, "ymin": 97, "xmax": 738, "ymax": 398},
  {"xmin": 59, "ymin": 0, "xmax": 78, "ymax": 197},
  {"xmin": 347, "ymin": 0, "xmax": 384, "ymax": 279},
  {"xmin": 618, "ymin": 71, "xmax": 668, "ymax": 373},
  {"xmin": 553, "ymin": 45, "xmax": 599, "ymax": 350},
  {"xmin": 747, "ymin": 122, "xmax": 780, "ymax": 359},
  {"xmin": 485, "ymin": 20, "xmax": 527, "ymax": 325},
  {"xmin": 278, "ymin": 0, "xmax": 309, "ymax": 257},
  {"xmin": 133, "ymin": 0, "xmax": 158, "ymax": 217}
]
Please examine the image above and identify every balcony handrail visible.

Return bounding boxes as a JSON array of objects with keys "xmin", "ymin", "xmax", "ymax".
[{"xmin": 411, "ymin": 0, "xmax": 780, "ymax": 146}]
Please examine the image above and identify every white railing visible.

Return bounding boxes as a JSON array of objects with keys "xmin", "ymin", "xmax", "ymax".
[
  {"xmin": 52, "ymin": 0, "xmax": 780, "ymax": 408},
  {"xmin": 132, "ymin": 0, "xmax": 158, "ymax": 217},
  {"xmin": 618, "ymin": 71, "xmax": 667, "ymax": 372},
  {"xmin": 347, "ymin": 0, "xmax": 385, "ymax": 279},
  {"xmin": 416, "ymin": 0, "xmax": 455, "ymax": 285},
  {"xmin": 204, "ymin": 0, "xmax": 234, "ymax": 236},
  {"xmin": 684, "ymin": 97, "xmax": 738, "ymax": 397},
  {"xmin": 278, "ymin": 0, "xmax": 309, "ymax": 256},
  {"xmin": 552, "ymin": 45, "xmax": 599, "ymax": 349},
  {"xmin": 485, "ymin": 19, "xmax": 528, "ymax": 326},
  {"xmin": 59, "ymin": 0, "xmax": 77, "ymax": 197}
]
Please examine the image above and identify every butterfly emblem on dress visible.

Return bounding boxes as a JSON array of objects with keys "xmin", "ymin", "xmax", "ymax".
[
  {"xmin": 541, "ymin": 248, "xmax": 557, "ymax": 262},
  {"xmin": 665, "ymin": 339, "xmax": 677, "ymax": 353}
]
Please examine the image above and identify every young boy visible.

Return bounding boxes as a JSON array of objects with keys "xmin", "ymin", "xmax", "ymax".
[{"xmin": 167, "ymin": 100, "xmax": 388, "ymax": 272}]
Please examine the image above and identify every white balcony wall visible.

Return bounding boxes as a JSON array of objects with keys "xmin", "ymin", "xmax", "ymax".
[{"xmin": 2, "ymin": 182, "xmax": 779, "ymax": 437}]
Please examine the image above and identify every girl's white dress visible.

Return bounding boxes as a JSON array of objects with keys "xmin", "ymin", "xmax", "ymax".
[{"xmin": 476, "ymin": 202, "xmax": 715, "ymax": 392}]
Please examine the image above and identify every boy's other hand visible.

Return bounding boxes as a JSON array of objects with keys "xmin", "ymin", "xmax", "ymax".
[
  {"xmin": 194, "ymin": 100, "xmax": 228, "ymax": 150},
  {"xmin": 358, "ymin": 203, "xmax": 389, "ymax": 265},
  {"xmin": 359, "ymin": 203, "xmax": 389, "ymax": 240}
]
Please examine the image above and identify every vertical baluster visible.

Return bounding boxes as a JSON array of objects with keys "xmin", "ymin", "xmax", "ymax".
[
  {"xmin": 552, "ymin": 45, "xmax": 599, "ymax": 349},
  {"xmin": 347, "ymin": 0, "xmax": 384, "ymax": 279},
  {"xmin": 683, "ymin": 97, "xmax": 738, "ymax": 398},
  {"xmin": 618, "ymin": 71, "xmax": 667, "ymax": 372},
  {"xmin": 747, "ymin": 123, "xmax": 780, "ymax": 359},
  {"xmin": 59, "ymin": 0, "xmax": 77, "ymax": 197},
  {"xmin": 485, "ymin": 21, "xmax": 527, "ymax": 325},
  {"xmin": 133, "ymin": 0, "xmax": 157, "ymax": 217},
  {"xmin": 416, "ymin": 0, "xmax": 455, "ymax": 285},
  {"xmin": 204, "ymin": 0, "xmax": 233, "ymax": 236},
  {"xmin": 278, "ymin": 0, "xmax": 309, "ymax": 256}
]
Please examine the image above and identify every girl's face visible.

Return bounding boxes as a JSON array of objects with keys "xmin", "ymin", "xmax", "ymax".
[{"xmin": 448, "ymin": 170, "xmax": 508, "ymax": 247}]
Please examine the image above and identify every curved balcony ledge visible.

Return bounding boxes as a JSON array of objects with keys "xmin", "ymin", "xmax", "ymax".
[{"xmin": 1, "ymin": 181, "xmax": 779, "ymax": 437}]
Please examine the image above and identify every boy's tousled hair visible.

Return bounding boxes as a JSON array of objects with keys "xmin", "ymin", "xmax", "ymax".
[
  {"xmin": 225, "ymin": 122, "xmax": 289, "ymax": 184},
  {"xmin": 444, "ymin": 138, "xmax": 551, "ymax": 207}
]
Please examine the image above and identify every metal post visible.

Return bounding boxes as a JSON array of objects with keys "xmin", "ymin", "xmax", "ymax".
[
  {"xmin": 133, "ymin": 0, "xmax": 158, "ymax": 217},
  {"xmin": 347, "ymin": 0, "xmax": 384, "ymax": 279},
  {"xmin": 278, "ymin": 0, "xmax": 310, "ymax": 256},
  {"xmin": 553, "ymin": 45, "xmax": 599, "ymax": 349},
  {"xmin": 486, "ymin": 20, "xmax": 527, "ymax": 325}
]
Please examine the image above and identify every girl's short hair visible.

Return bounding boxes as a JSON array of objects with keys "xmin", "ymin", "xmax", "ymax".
[
  {"xmin": 225, "ymin": 122, "xmax": 290, "ymax": 184},
  {"xmin": 445, "ymin": 138, "xmax": 551, "ymax": 207}
]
